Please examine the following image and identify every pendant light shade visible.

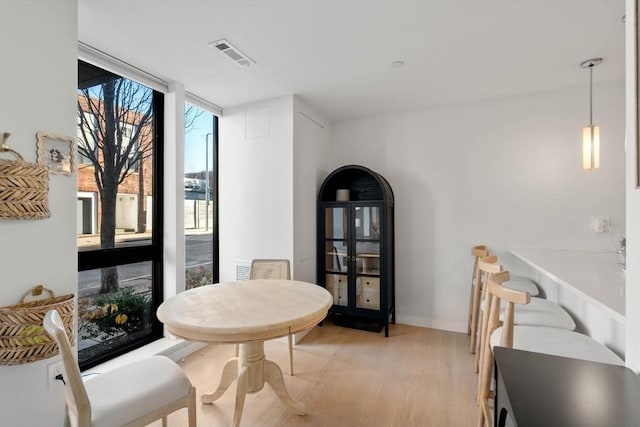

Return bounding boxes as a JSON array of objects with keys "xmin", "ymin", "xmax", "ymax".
[
  {"xmin": 582, "ymin": 125, "xmax": 600, "ymax": 170},
  {"xmin": 581, "ymin": 58, "xmax": 602, "ymax": 171}
]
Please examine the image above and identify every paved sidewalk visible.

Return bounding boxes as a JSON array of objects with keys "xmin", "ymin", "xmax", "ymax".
[{"xmin": 78, "ymin": 227, "xmax": 212, "ymax": 249}]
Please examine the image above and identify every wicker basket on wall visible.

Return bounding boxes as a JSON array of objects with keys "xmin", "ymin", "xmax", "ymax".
[
  {"xmin": 0, "ymin": 285, "xmax": 74, "ymax": 365},
  {"xmin": 0, "ymin": 136, "xmax": 51, "ymax": 220}
]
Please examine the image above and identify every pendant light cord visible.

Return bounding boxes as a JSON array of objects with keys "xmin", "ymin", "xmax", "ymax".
[{"xmin": 589, "ymin": 64, "xmax": 593, "ymax": 127}]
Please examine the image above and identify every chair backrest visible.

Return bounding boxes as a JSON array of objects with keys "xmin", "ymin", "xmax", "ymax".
[
  {"xmin": 475, "ymin": 257, "xmax": 506, "ymax": 356},
  {"xmin": 485, "ymin": 271, "xmax": 530, "ymax": 348},
  {"xmin": 478, "ymin": 271, "xmax": 531, "ymax": 427},
  {"xmin": 43, "ymin": 310, "xmax": 90, "ymax": 427},
  {"xmin": 471, "ymin": 245, "xmax": 489, "ymax": 284},
  {"xmin": 249, "ymin": 259, "xmax": 291, "ymax": 280},
  {"xmin": 476, "ymin": 256, "xmax": 500, "ymax": 296},
  {"xmin": 471, "ymin": 245, "xmax": 488, "ymax": 257}
]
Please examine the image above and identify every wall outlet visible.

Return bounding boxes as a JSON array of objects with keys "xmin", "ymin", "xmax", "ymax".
[
  {"xmin": 591, "ymin": 216, "xmax": 610, "ymax": 233},
  {"xmin": 47, "ymin": 360, "xmax": 64, "ymax": 389}
]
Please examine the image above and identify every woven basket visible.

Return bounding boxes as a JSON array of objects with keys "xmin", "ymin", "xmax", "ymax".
[
  {"xmin": 0, "ymin": 285, "xmax": 74, "ymax": 365},
  {"xmin": 0, "ymin": 146, "xmax": 51, "ymax": 220}
]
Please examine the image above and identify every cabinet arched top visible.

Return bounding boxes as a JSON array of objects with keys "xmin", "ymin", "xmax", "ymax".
[{"xmin": 319, "ymin": 165, "xmax": 394, "ymax": 203}]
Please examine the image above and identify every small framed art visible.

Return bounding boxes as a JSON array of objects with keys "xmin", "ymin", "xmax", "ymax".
[{"xmin": 36, "ymin": 131, "xmax": 75, "ymax": 175}]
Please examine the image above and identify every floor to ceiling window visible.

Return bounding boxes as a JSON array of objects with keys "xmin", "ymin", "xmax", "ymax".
[
  {"xmin": 76, "ymin": 60, "xmax": 164, "ymax": 369},
  {"xmin": 184, "ymin": 103, "xmax": 219, "ymax": 288}
]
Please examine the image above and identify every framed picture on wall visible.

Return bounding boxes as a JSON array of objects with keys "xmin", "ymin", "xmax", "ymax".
[{"xmin": 36, "ymin": 131, "xmax": 75, "ymax": 175}]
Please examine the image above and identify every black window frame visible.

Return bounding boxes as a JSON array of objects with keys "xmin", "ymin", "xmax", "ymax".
[
  {"xmin": 184, "ymin": 107, "xmax": 220, "ymax": 287},
  {"xmin": 210, "ymin": 115, "xmax": 220, "ymax": 284},
  {"xmin": 77, "ymin": 60, "xmax": 164, "ymax": 370}
]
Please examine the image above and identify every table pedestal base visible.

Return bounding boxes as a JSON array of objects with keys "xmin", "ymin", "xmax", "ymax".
[{"xmin": 201, "ymin": 341, "xmax": 305, "ymax": 427}]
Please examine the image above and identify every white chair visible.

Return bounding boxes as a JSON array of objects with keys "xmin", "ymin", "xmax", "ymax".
[
  {"xmin": 236, "ymin": 259, "xmax": 295, "ymax": 375},
  {"xmin": 250, "ymin": 259, "xmax": 291, "ymax": 281},
  {"xmin": 477, "ymin": 271, "xmax": 623, "ymax": 427},
  {"xmin": 43, "ymin": 309, "xmax": 196, "ymax": 427}
]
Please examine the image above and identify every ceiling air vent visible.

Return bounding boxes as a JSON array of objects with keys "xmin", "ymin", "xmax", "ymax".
[{"xmin": 210, "ymin": 39, "xmax": 255, "ymax": 67}]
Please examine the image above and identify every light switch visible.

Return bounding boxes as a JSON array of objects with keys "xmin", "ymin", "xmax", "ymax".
[{"xmin": 591, "ymin": 216, "xmax": 610, "ymax": 233}]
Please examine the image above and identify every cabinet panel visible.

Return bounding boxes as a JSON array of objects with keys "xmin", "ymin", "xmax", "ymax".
[
  {"xmin": 354, "ymin": 206, "xmax": 381, "ymax": 239},
  {"xmin": 326, "ymin": 274, "xmax": 348, "ymax": 306},
  {"xmin": 356, "ymin": 241, "xmax": 380, "ymax": 275},
  {"xmin": 357, "ymin": 277, "xmax": 380, "ymax": 310},
  {"xmin": 358, "ymin": 276, "xmax": 380, "ymax": 291},
  {"xmin": 325, "ymin": 207, "xmax": 347, "ymax": 240},
  {"xmin": 325, "ymin": 241, "xmax": 348, "ymax": 273},
  {"xmin": 359, "ymin": 289, "xmax": 380, "ymax": 310}
]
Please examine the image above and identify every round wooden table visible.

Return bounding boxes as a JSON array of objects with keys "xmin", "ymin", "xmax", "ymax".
[{"xmin": 157, "ymin": 280, "xmax": 333, "ymax": 427}]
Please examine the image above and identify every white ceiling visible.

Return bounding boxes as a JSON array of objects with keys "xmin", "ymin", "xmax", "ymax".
[{"xmin": 78, "ymin": 0, "xmax": 626, "ymax": 122}]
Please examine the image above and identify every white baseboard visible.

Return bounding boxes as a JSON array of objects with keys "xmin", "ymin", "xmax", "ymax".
[{"xmin": 395, "ymin": 315, "xmax": 467, "ymax": 334}]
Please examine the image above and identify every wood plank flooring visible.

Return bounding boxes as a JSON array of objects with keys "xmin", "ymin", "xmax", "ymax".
[{"xmin": 152, "ymin": 321, "xmax": 477, "ymax": 427}]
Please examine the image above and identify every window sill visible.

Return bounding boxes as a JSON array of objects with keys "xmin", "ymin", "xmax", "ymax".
[{"xmin": 82, "ymin": 336, "xmax": 206, "ymax": 376}]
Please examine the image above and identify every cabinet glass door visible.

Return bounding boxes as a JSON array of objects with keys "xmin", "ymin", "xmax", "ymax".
[
  {"xmin": 325, "ymin": 207, "xmax": 347, "ymax": 239},
  {"xmin": 325, "ymin": 207, "xmax": 348, "ymax": 306},
  {"xmin": 355, "ymin": 206, "xmax": 381, "ymax": 310},
  {"xmin": 354, "ymin": 206, "xmax": 381, "ymax": 239}
]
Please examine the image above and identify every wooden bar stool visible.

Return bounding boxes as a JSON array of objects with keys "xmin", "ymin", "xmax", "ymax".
[
  {"xmin": 468, "ymin": 245, "xmax": 488, "ymax": 340},
  {"xmin": 474, "ymin": 259, "xmax": 573, "ymax": 374},
  {"xmin": 468, "ymin": 245, "xmax": 540, "ymax": 354},
  {"xmin": 477, "ymin": 271, "xmax": 623, "ymax": 427}
]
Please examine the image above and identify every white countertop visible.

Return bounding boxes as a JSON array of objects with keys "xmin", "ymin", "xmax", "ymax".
[{"xmin": 509, "ymin": 248, "xmax": 625, "ymax": 321}]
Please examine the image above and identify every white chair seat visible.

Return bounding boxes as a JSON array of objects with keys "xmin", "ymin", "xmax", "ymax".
[
  {"xmin": 502, "ymin": 276, "xmax": 539, "ymax": 296},
  {"xmin": 481, "ymin": 297, "xmax": 575, "ymax": 330},
  {"xmin": 490, "ymin": 325, "xmax": 623, "ymax": 366},
  {"xmin": 44, "ymin": 309, "xmax": 195, "ymax": 426},
  {"xmin": 85, "ymin": 356, "xmax": 193, "ymax": 427},
  {"xmin": 474, "ymin": 275, "xmax": 538, "ymax": 296}
]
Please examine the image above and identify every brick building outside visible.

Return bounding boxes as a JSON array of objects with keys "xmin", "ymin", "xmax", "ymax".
[{"xmin": 76, "ymin": 94, "xmax": 154, "ymax": 237}]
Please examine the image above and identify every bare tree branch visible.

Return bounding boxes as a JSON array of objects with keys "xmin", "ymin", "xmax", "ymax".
[
  {"xmin": 77, "ymin": 76, "xmax": 157, "ymax": 292},
  {"xmin": 185, "ymin": 104, "xmax": 203, "ymax": 132}
]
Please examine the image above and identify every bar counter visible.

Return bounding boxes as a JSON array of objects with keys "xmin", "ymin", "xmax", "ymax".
[{"xmin": 507, "ymin": 248, "xmax": 625, "ymax": 357}]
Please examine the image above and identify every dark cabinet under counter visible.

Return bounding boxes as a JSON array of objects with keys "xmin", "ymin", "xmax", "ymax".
[{"xmin": 494, "ymin": 346, "xmax": 640, "ymax": 427}]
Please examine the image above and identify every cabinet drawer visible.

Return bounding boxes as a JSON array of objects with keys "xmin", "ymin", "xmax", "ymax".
[
  {"xmin": 326, "ymin": 274, "xmax": 348, "ymax": 306},
  {"xmin": 358, "ymin": 277, "xmax": 380, "ymax": 292},
  {"xmin": 326, "ymin": 283, "xmax": 341, "ymax": 306},
  {"xmin": 359, "ymin": 289, "xmax": 380, "ymax": 310},
  {"xmin": 326, "ymin": 274, "xmax": 347, "ymax": 288}
]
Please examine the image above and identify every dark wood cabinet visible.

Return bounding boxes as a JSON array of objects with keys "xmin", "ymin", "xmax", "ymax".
[
  {"xmin": 494, "ymin": 347, "xmax": 640, "ymax": 427},
  {"xmin": 317, "ymin": 165, "xmax": 395, "ymax": 336}
]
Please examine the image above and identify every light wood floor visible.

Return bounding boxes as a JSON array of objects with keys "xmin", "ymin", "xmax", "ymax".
[{"xmin": 152, "ymin": 321, "xmax": 477, "ymax": 427}]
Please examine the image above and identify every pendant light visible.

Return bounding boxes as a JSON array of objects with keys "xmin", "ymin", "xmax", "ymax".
[{"xmin": 581, "ymin": 58, "xmax": 602, "ymax": 171}]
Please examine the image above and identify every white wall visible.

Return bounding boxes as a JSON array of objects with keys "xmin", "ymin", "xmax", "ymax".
[
  {"xmin": 293, "ymin": 96, "xmax": 331, "ymax": 282},
  {"xmin": 330, "ymin": 84, "xmax": 625, "ymax": 332},
  {"xmin": 219, "ymin": 96, "xmax": 296, "ymax": 281},
  {"xmin": 625, "ymin": 0, "xmax": 640, "ymax": 371},
  {"xmin": 219, "ymin": 95, "xmax": 331, "ymax": 283},
  {"xmin": 164, "ymin": 83, "xmax": 186, "ymax": 300},
  {"xmin": 0, "ymin": 1, "xmax": 78, "ymax": 425}
]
